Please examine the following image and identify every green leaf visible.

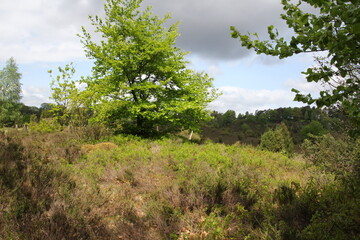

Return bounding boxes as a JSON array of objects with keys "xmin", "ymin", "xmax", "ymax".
[{"xmin": 78, "ymin": 0, "xmax": 219, "ymax": 135}]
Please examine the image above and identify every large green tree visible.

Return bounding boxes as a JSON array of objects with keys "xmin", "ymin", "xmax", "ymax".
[
  {"xmin": 231, "ymin": 0, "xmax": 359, "ymax": 136},
  {"xmin": 0, "ymin": 57, "xmax": 22, "ymax": 127},
  {"xmin": 79, "ymin": 0, "xmax": 218, "ymax": 136}
]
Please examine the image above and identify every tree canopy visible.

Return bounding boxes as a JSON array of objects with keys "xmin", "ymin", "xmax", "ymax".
[
  {"xmin": 260, "ymin": 122, "xmax": 294, "ymax": 157},
  {"xmin": 49, "ymin": 64, "xmax": 90, "ymax": 126},
  {"xmin": 78, "ymin": 0, "xmax": 218, "ymax": 136},
  {"xmin": 0, "ymin": 57, "xmax": 22, "ymax": 126},
  {"xmin": 0, "ymin": 57, "xmax": 21, "ymax": 103},
  {"xmin": 231, "ymin": 0, "xmax": 360, "ymax": 136}
]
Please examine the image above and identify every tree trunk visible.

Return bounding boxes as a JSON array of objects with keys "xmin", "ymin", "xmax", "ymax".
[{"xmin": 189, "ymin": 130, "xmax": 193, "ymax": 140}]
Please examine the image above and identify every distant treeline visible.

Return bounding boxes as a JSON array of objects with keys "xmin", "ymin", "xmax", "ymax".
[
  {"xmin": 2, "ymin": 102, "xmax": 351, "ymax": 151},
  {"xmin": 17, "ymin": 103, "xmax": 53, "ymax": 125},
  {"xmin": 202, "ymin": 106, "xmax": 350, "ymax": 147}
]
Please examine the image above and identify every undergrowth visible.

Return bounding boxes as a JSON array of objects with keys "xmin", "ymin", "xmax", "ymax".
[{"xmin": 0, "ymin": 129, "xmax": 359, "ymax": 239}]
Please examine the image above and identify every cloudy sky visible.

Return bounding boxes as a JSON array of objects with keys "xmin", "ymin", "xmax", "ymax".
[{"xmin": 0, "ymin": 0, "xmax": 322, "ymax": 114}]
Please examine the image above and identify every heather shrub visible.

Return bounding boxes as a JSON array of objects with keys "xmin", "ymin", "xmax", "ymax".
[
  {"xmin": 2, "ymin": 129, "xmax": 358, "ymax": 239},
  {"xmin": 71, "ymin": 124, "xmax": 111, "ymax": 142},
  {"xmin": 300, "ymin": 179, "xmax": 360, "ymax": 240},
  {"xmin": 81, "ymin": 142, "xmax": 118, "ymax": 154},
  {"xmin": 0, "ymin": 132, "xmax": 109, "ymax": 239}
]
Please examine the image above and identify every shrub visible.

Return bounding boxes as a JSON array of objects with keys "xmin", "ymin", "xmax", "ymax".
[
  {"xmin": 71, "ymin": 124, "xmax": 111, "ymax": 142},
  {"xmin": 4, "ymin": 127, "xmax": 358, "ymax": 239},
  {"xmin": 80, "ymin": 142, "xmax": 118, "ymax": 154},
  {"xmin": 28, "ymin": 118, "xmax": 61, "ymax": 133},
  {"xmin": 260, "ymin": 122, "xmax": 294, "ymax": 157},
  {"xmin": 302, "ymin": 134, "xmax": 357, "ymax": 176}
]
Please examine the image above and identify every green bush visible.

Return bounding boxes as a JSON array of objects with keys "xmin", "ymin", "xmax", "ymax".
[
  {"xmin": 28, "ymin": 118, "xmax": 61, "ymax": 133},
  {"xmin": 260, "ymin": 122, "xmax": 294, "ymax": 157},
  {"xmin": 302, "ymin": 134, "xmax": 357, "ymax": 176},
  {"xmin": 300, "ymin": 180, "xmax": 360, "ymax": 240}
]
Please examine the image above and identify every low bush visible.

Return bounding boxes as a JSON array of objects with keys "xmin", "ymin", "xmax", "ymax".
[
  {"xmin": 302, "ymin": 134, "xmax": 358, "ymax": 176},
  {"xmin": 28, "ymin": 118, "xmax": 62, "ymax": 133}
]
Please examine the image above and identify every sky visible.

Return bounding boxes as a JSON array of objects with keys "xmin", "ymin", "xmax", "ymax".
[{"xmin": 0, "ymin": 0, "xmax": 323, "ymax": 114}]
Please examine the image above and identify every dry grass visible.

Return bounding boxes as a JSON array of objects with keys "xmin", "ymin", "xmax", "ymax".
[{"xmin": 81, "ymin": 142, "xmax": 118, "ymax": 154}]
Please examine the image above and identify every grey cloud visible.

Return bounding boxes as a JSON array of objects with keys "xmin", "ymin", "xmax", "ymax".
[
  {"xmin": 143, "ymin": 0, "xmax": 287, "ymax": 60},
  {"xmin": 0, "ymin": 0, "xmax": 289, "ymax": 63}
]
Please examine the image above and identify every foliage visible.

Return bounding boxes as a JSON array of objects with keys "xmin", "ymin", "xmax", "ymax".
[
  {"xmin": 49, "ymin": 63, "xmax": 91, "ymax": 126},
  {"xmin": 204, "ymin": 106, "xmax": 342, "ymax": 146},
  {"xmin": 302, "ymin": 134, "xmax": 358, "ymax": 176},
  {"xmin": 0, "ymin": 57, "xmax": 22, "ymax": 127},
  {"xmin": 231, "ymin": 3, "xmax": 360, "ymax": 236},
  {"xmin": 28, "ymin": 118, "xmax": 62, "ymax": 133},
  {"xmin": 300, "ymin": 120, "xmax": 327, "ymax": 140},
  {"xmin": 0, "ymin": 101, "xmax": 22, "ymax": 127},
  {"xmin": 20, "ymin": 103, "xmax": 41, "ymax": 124},
  {"xmin": 39, "ymin": 103, "xmax": 54, "ymax": 118},
  {"xmin": 301, "ymin": 133, "xmax": 359, "ymax": 240},
  {"xmin": 260, "ymin": 122, "xmax": 294, "ymax": 156},
  {"xmin": 79, "ymin": 0, "xmax": 218, "ymax": 136},
  {"xmin": 231, "ymin": 0, "xmax": 360, "ymax": 136},
  {"xmin": 218, "ymin": 109, "xmax": 237, "ymax": 127},
  {"xmin": 1, "ymin": 128, "xmax": 360, "ymax": 239},
  {"xmin": 0, "ymin": 57, "xmax": 21, "ymax": 103}
]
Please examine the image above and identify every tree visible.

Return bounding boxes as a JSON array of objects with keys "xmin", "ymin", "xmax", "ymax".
[
  {"xmin": 219, "ymin": 110, "xmax": 236, "ymax": 127},
  {"xmin": 231, "ymin": 0, "xmax": 360, "ymax": 136},
  {"xmin": 260, "ymin": 122, "xmax": 294, "ymax": 156},
  {"xmin": 0, "ymin": 57, "xmax": 22, "ymax": 127},
  {"xmin": 300, "ymin": 120, "xmax": 327, "ymax": 140},
  {"xmin": 39, "ymin": 103, "xmax": 53, "ymax": 119},
  {"xmin": 49, "ymin": 63, "xmax": 90, "ymax": 126},
  {"xmin": 20, "ymin": 104, "xmax": 40, "ymax": 124},
  {"xmin": 79, "ymin": 0, "xmax": 218, "ymax": 136}
]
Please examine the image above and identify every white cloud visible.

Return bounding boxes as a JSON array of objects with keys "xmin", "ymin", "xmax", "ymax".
[
  {"xmin": 283, "ymin": 78, "xmax": 323, "ymax": 95},
  {"xmin": 21, "ymin": 86, "xmax": 51, "ymax": 106},
  {"xmin": 207, "ymin": 65, "xmax": 223, "ymax": 77},
  {"xmin": 0, "ymin": 0, "xmax": 104, "ymax": 63},
  {"xmin": 208, "ymin": 86, "xmax": 305, "ymax": 114}
]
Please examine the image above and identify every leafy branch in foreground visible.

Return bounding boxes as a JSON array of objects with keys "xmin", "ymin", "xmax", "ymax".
[{"xmin": 231, "ymin": 0, "xmax": 360, "ymax": 136}]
